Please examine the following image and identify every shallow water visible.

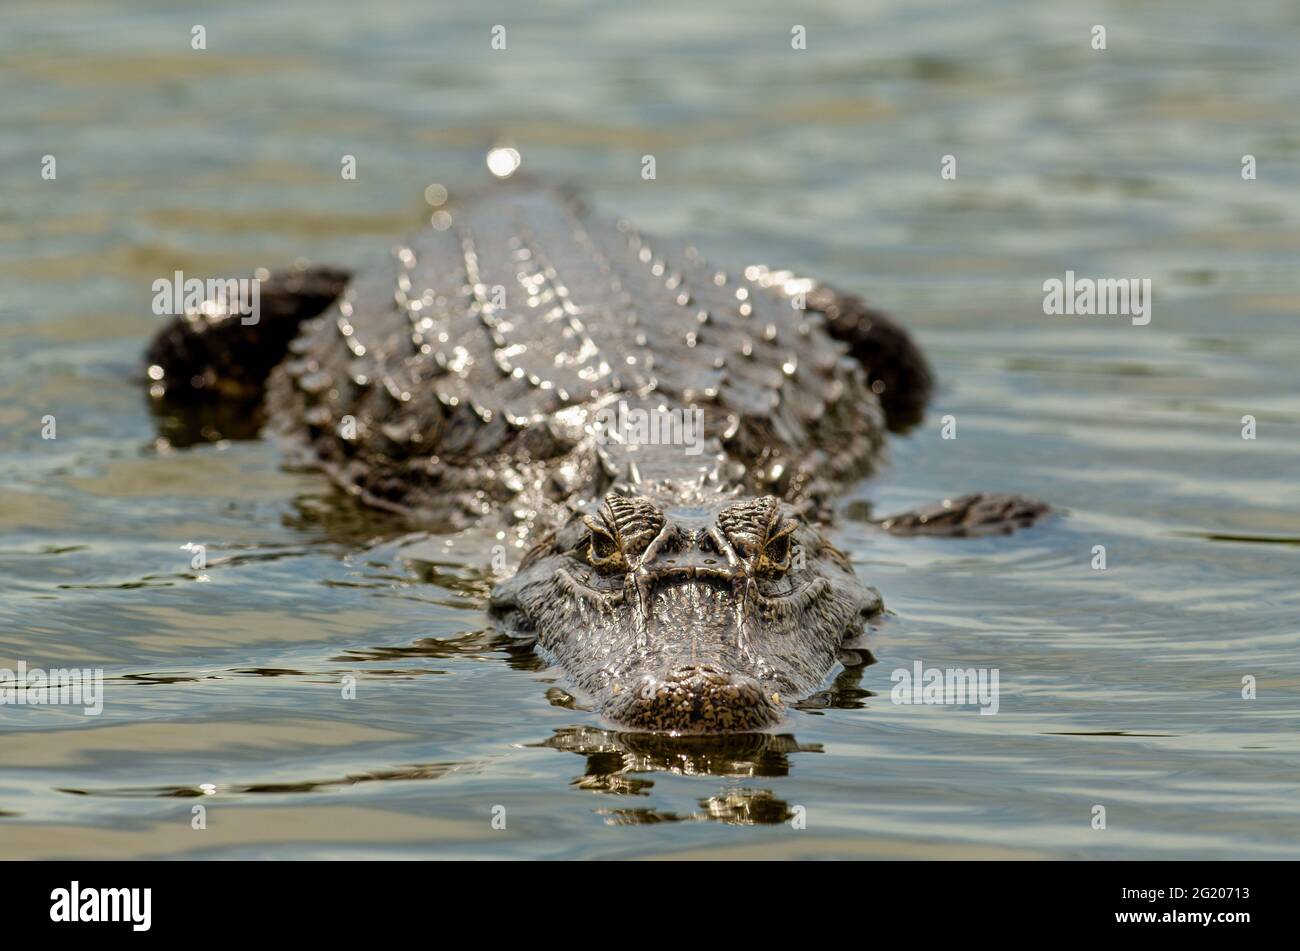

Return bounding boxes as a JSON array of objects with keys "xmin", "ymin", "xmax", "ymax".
[{"xmin": 1, "ymin": 0, "xmax": 1298, "ymax": 858}]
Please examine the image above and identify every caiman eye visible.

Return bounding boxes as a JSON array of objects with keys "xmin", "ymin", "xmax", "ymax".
[
  {"xmin": 717, "ymin": 496, "xmax": 800, "ymax": 573},
  {"xmin": 581, "ymin": 516, "xmax": 627, "ymax": 572},
  {"xmin": 758, "ymin": 520, "xmax": 798, "ymax": 574}
]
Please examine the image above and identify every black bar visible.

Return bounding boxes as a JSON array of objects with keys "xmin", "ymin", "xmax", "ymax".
[{"xmin": 1, "ymin": 860, "xmax": 1279, "ymax": 936}]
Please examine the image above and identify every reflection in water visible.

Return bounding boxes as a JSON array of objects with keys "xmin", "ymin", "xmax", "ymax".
[
  {"xmin": 335, "ymin": 628, "xmax": 545, "ymax": 673},
  {"xmin": 539, "ymin": 725, "xmax": 821, "ymax": 782},
  {"xmin": 537, "ymin": 726, "xmax": 815, "ymax": 824},
  {"xmin": 797, "ymin": 649, "xmax": 876, "ymax": 711},
  {"xmin": 698, "ymin": 789, "xmax": 792, "ymax": 825},
  {"xmin": 148, "ymin": 392, "xmax": 265, "ymax": 448},
  {"xmin": 58, "ymin": 762, "xmax": 462, "ymax": 799},
  {"xmin": 280, "ymin": 490, "xmax": 420, "ymax": 548},
  {"xmin": 600, "ymin": 790, "xmax": 793, "ymax": 826}
]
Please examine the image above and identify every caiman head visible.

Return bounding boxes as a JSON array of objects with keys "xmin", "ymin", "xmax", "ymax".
[{"xmin": 490, "ymin": 492, "xmax": 880, "ymax": 733}]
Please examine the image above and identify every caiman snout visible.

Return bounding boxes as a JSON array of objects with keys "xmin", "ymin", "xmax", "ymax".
[{"xmin": 606, "ymin": 663, "xmax": 784, "ymax": 733}]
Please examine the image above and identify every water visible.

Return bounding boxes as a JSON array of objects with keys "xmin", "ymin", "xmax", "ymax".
[{"xmin": 2, "ymin": 0, "xmax": 1298, "ymax": 858}]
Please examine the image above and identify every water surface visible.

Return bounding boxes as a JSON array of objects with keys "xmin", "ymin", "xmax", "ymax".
[{"xmin": 1, "ymin": 0, "xmax": 1298, "ymax": 858}]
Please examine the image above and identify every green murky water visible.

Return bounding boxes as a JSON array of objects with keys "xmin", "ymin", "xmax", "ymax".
[{"xmin": 1, "ymin": 0, "xmax": 1298, "ymax": 858}]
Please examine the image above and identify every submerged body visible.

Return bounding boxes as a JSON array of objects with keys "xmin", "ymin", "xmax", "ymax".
[{"xmin": 147, "ymin": 178, "xmax": 1046, "ymax": 732}]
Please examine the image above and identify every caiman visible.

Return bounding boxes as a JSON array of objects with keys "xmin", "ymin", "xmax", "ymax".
[{"xmin": 146, "ymin": 169, "xmax": 1048, "ymax": 734}]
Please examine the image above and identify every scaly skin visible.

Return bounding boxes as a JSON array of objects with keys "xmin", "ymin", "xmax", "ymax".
[{"xmin": 146, "ymin": 178, "xmax": 1048, "ymax": 734}]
